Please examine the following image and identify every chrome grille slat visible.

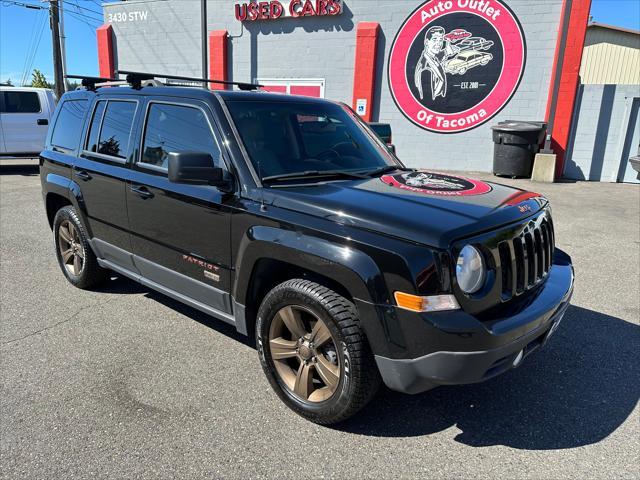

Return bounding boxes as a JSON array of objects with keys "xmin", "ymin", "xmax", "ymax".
[
  {"xmin": 498, "ymin": 241, "xmax": 513, "ymax": 300},
  {"xmin": 533, "ymin": 228, "xmax": 544, "ymax": 280},
  {"xmin": 499, "ymin": 213, "xmax": 555, "ymax": 301},
  {"xmin": 513, "ymin": 237, "xmax": 525, "ymax": 294},
  {"xmin": 524, "ymin": 232, "xmax": 536, "ymax": 286}
]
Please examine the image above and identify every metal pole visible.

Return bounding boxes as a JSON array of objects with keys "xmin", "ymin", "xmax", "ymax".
[
  {"xmin": 201, "ymin": 0, "xmax": 208, "ymax": 88},
  {"xmin": 58, "ymin": 0, "xmax": 67, "ymax": 92},
  {"xmin": 49, "ymin": 0, "xmax": 64, "ymax": 98}
]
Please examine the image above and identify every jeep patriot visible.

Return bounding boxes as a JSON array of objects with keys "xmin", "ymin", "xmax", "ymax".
[{"xmin": 40, "ymin": 74, "xmax": 574, "ymax": 424}]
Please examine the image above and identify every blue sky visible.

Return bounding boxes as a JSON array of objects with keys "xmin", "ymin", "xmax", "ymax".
[
  {"xmin": 1, "ymin": 0, "xmax": 104, "ymax": 85},
  {"xmin": 1, "ymin": 0, "xmax": 639, "ymax": 85}
]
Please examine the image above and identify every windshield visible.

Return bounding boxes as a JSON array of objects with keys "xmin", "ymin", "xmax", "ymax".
[{"xmin": 225, "ymin": 99, "xmax": 398, "ymax": 181}]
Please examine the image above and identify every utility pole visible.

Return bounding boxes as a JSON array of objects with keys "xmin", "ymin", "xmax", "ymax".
[
  {"xmin": 201, "ymin": 0, "xmax": 208, "ymax": 88},
  {"xmin": 49, "ymin": 0, "xmax": 65, "ymax": 98},
  {"xmin": 58, "ymin": 0, "xmax": 67, "ymax": 92}
]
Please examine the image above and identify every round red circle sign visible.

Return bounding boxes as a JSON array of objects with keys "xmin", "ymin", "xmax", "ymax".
[
  {"xmin": 388, "ymin": 0, "xmax": 526, "ymax": 134},
  {"xmin": 381, "ymin": 171, "xmax": 492, "ymax": 196}
]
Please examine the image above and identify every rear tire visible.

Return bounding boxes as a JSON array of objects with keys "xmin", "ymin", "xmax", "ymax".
[
  {"xmin": 53, "ymin": 206, "xmax": 108, "ymax": 289},
  {"xmin": 256, "ymin": 279, "xmax": 381, "ymax": 425}
]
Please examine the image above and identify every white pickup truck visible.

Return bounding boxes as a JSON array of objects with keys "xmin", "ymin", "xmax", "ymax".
[{"xmin": 0, "ymin": 87, "xmax": 57, "ymax": 159}]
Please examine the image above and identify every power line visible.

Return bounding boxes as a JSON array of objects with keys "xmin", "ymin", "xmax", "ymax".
[
  {"xmin": 1, "ymin": 0, "xmax": 45, "ymax": 10},
  {"xmin": 66, "ymin": 9, "xmax": 102, "ymax": 24},
  {"xmin": 63, "ymin": 0, "xmax": 103, "ymax": 19},
  {"xmin": 66, "ymin": 10, "xmax": 101, "ymax": 31},
  {"xmin": 19, "ymin": 8, "xmax": 42, "ymax": 85},
  {"xmin": 24, "ymin": 20, "xmax": 48, "ymax": 85}
]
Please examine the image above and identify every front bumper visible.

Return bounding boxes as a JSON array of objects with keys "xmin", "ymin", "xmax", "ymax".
[{"xmin": 367, "ymin": 250, "xmax": 574, "ymax": 394}]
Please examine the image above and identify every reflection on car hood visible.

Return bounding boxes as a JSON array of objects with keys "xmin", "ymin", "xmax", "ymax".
[{"xmin": 267, "ymin": 170, "xmax": 548, "ymax": 248}]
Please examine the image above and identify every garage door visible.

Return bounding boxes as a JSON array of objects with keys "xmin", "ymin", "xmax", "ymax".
[{"xmin": 258, "ymin": 79, "xmax": 325, "ymax": 98}]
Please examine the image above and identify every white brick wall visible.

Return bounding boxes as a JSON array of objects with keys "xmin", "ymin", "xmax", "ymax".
[{"xmin": 104, "ymin": 0, "xmax": 564, "ymax": 172}]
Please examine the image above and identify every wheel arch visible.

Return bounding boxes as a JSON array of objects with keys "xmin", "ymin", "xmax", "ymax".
[
  {"xmin": 43, "ymin": 173, "xmax": 92, "ymax": 236},
  {"xmin": 233, "ymin": 226, "xmax": 389, "ymax": 338},
  {"xmin": 45, "ymin": 192, "xmax": 72, "ymax": 229}
]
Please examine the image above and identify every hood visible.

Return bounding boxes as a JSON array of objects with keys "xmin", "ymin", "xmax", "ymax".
[{"xmin": 267, "ymin": 170, "xmax": 548, "ymax": 249}]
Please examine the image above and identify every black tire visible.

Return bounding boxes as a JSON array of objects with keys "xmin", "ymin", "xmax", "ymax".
[
  {"xmin": 256, "ymin": 279, "xmax": 381, "ymax": 425},
  {"xmin": 53, "ymin": 206, "xmax": 108, "ymax": 289}
]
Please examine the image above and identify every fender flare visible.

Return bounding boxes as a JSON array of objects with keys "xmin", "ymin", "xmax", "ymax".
[
  {"xmin": 233, "ymin": 226, "xmax": 390, "ymax": 306},
  {"xmin": 44, "ymin": 173, "xmax": 94, "ymax": 238}
]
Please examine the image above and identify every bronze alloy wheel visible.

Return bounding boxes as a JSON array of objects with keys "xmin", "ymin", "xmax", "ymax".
[
  {"xmin": 57, "ymin": 219, "xmax": 85, "ymax": 276},
  {"xmin": 268, "ymin": 305, "xmax": 341, "ymax": 403}
]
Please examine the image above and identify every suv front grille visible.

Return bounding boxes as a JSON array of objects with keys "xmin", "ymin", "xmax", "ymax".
[
  {"xmin": 451, "ymin": 208, "xmax": 556, "ymax": 316},
  {"xmin": 497, "ymin": 217, "xmax": 555, "ymax": 301}
]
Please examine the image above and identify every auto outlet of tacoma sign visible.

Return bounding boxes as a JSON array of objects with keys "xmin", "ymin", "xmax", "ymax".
[{"xmin": 388, "ymin": 0, "xmax": 526, "ymax": 134}]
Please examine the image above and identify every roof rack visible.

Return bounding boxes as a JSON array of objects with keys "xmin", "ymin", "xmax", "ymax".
[
  {"xmin": 65, "ymin": 74, "xmax": 122, "ymax": 91},
  {"xmin": 116, "ymin": 70, "xmax": 263, "ymax": 91}
]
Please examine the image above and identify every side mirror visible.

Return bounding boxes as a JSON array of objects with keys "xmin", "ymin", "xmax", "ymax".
[{"xmin": 168, "ymin": 151, "xmax": 231, "ymax": 191}]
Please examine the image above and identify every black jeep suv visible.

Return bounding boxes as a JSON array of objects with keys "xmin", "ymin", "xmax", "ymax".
[{"xmin": 40, "ymin": 79, "xmax": 574, "ymax": 424}]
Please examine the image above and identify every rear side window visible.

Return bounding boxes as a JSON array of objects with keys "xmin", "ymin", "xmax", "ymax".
[
  {"xmin": 94, "ymin": 101, "xmax": 136, "ymax": 159},
  {"xmin": 50, "ymin": 99, "xmax": 88, "ymax": 150},
  {"xmin": 85, "ymin": 101, "xmax": 106, "ymax": 153},
  {"xmin": 0, "ymin": 91, "xmax": 41, "ymax": 113},
  {"xmin": 140, "ymin": 103, "xmax": 220, "ymax": 170}
]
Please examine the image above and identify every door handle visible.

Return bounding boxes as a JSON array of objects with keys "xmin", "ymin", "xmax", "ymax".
[
  {"xmin": 75, "ymin": 170, "xmax": 92, "ymax": 181},
  {"xmin": 37, "ymin": 118, "xmax": 48, "ymax": 125},
  {"xmin": 131, "ymin": 185, "xmax": 154, "ymax": 199}
]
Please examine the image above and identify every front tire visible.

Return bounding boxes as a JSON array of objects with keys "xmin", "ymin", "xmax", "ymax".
[
  {"xmin": 53, "ymin": 206, "xmax": 107, "ymax": 289},
  {"xmin": 256, "ymin": 279, "xmax": 381, "ymax": 424}
]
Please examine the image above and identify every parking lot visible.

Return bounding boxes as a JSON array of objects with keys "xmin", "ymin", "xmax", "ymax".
[{"xmin": 1, "ymin": 163, "xmax": 638, "ymax": 479}]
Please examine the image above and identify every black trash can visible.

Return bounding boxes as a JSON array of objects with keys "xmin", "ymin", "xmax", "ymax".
[{"xmin": 491, "ymin": 121, "xmax": 547, "ymax": 178}]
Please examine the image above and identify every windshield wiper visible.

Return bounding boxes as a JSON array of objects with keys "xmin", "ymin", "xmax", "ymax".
[
  {"xmin": 361, "ymin": 165, "xmax": 410, "ymax": 177},
  {"xmin": 262, "ymin": 170, "xmax": 370, "ymax": 183}
]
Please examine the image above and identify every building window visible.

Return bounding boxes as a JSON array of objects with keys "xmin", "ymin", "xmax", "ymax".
[{"xmin": 257, "ymin": 79, "xmax": 325, "ymax": 98}]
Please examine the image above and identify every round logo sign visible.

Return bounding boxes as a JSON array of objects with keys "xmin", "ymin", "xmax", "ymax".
[
  {"xmin": 381, "ymin": 171, "xmax": 492, "ymax": 196},
  {"xmin": 388, "ymin": 0, "xmax": 526, "ymax": 133}
]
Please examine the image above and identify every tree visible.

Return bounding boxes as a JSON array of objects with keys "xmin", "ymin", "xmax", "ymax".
[
  {"xmin": 2, "ymin": 78, "xmax": 12, "ymax": 86},
  {"xmin": 30, "ymin": 69, "xmax": 52, "ymax": 88},
  {"xmin": 66, "ymin": 80, "xmax": 80, "ymax": 91}
]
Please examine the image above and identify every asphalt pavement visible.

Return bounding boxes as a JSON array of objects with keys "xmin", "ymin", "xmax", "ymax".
[{"xmin": 1, "ymin": 163, "xmax": 638, "ymax": 479}]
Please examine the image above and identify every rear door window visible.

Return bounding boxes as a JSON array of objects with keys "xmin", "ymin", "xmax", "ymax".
[
  {"xmin": 140, "ymin": 103, "xmax": 221, "ymax": 170},
  {"xmin": 95, "ymin": 101, "xmax": 137, "ymax": 159},
  {"xmin": 50, "ymin": 99, "xmax": 88, "ymax": 150},
  {"xmin": 85, "ymin": 100, "xmax": 106, "ymax": 153},
  {"xmin": 0, "ymin": 91, "xmax": 41, "ymax": 113}
]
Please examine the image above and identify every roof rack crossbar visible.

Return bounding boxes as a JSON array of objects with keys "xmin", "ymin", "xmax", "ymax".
[
  {"xmin": 116, "ymin": 70, "xmax": 263, "ymax": 91},
  {"xmin": 65, "ymin": 74, "xmax": 119, "ymax": 91}
]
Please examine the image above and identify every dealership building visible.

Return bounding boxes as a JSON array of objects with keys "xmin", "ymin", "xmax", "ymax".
[{"xmin": 97, "ymin": 0, "xmax": 639, "ymax": 182}]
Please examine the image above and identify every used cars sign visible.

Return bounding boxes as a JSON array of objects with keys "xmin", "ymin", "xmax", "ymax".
[
  {"xmin": 234, "ymin": 0, "xmax": 342, "ymax": 21},
  {"xmin": 388, "ymin": 0, "xmax": 526, "ymax": 133}
]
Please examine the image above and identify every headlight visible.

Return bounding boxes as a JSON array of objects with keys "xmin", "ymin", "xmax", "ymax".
[{"xmin": 456, "ymin": 245, "xmax": 486, "ymax": 294}]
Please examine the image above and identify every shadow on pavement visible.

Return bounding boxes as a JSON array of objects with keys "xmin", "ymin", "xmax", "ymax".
[
  {"xmin": 97, "ymin": 274, "xmax": 254, "ymax": 348},
  {"xmin": 94, "ymin": 276, "xmax": 639, "ymax": 449},
  {"xmin": 0, "ymin": 164, "xmax": 39, "ymax": 176},
  {"xmin": 338, "ymin": 305, "xmax": 639, "ymax": 449}
]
